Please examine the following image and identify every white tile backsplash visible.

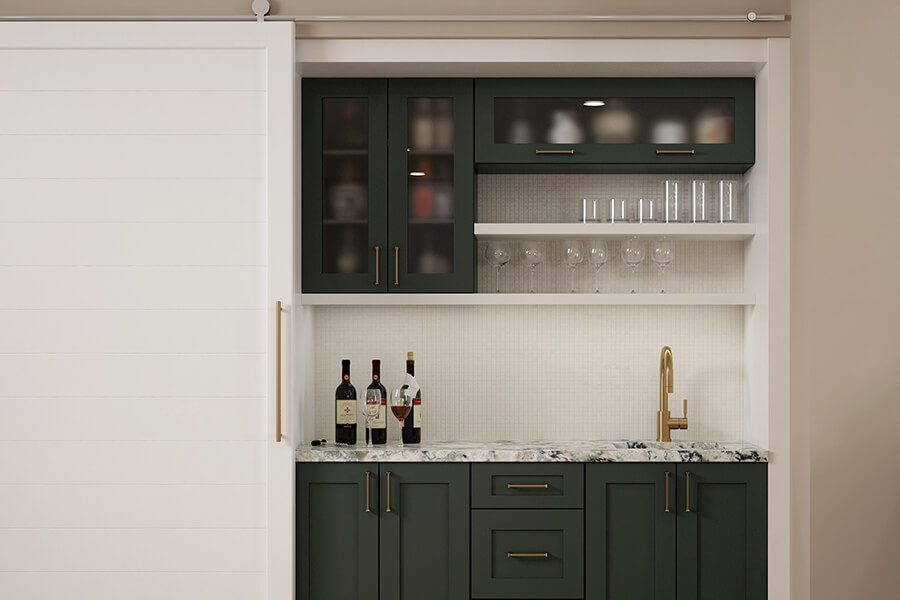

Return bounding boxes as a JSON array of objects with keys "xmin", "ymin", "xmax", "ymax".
[{"xmin": 312, "ymin": 305, "xmax": 743, "ymax": 442}]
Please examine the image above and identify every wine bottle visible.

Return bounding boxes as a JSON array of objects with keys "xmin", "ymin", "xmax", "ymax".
[
  {"xmin": 334, "ymin": 359, "xmax": 357, "ymax": 445},
  {"xmin": 401, "ymin": 352, "xmax": 422, "ymax": 444},
  {"xmin": 366, "ymin": 359, "xmax": 387, "ymax": 445}
]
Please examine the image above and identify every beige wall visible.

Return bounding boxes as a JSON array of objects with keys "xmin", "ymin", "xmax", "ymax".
[{"xmin": 792, "ymin": 0, "xmax": 900, "ymax": 598}]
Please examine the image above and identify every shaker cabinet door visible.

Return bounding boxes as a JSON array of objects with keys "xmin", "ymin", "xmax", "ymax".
[{"xmin": 296, "ymin": 464, "xmax": 380, "ymax": 600}]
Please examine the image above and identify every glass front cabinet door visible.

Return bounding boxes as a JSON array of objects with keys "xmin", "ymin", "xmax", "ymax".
[
  {"xmin": 302, "ymin": 78, "xmax": 474, "ymax": 293},
  {"xmin": 475, "ymin": 78, "xmax": 755, "ymax": 171}
]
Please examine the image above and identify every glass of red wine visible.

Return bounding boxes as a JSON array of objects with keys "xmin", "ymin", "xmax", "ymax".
[{"xmin": 390, "ymin": 388, "xmax": 413, "ymax": 447}]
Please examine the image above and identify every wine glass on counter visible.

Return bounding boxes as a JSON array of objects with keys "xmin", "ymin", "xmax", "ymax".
[
  {"xmin": 621, "ymin": 237, "xmax": 647, "ymax": 294},
  {"xmin": 563, "ymin": 239, "xmax": 584, "ymax": 293},
  {"xmin": 390, "ymin": 388, "xmax": 413, "ymax": 447},
  {"xmin": 485, "ymin": 241, "xmax": 512, "ymax": 293},
  {"xmin": 519, "ymin": 241, "xmax": 545, "ymax": 293},
  {"xmin": 650, "ymin": 239, "xmax": 674, "ymax": 293},
  {"xmin": 588, "ymin": 240, "xmax": 609, "ymax": 293},
  {"xmin": 363, "ymin": 388, "xmax": 381, "ymax": 448}
]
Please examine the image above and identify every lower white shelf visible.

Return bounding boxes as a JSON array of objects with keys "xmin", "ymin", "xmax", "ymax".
[{"xmin": 300, "ymin": 293, "xmax": 755, "ymax": 306}]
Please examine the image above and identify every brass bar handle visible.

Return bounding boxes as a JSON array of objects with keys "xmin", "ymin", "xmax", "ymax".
[
  {"xmin": 365, "ymin": 471, "xmax": 371, "ymax": 513},
  {"xmin": 507, "ymin": 483, "xmax": 549, "ymax": 489},
  {"xmin": 535, "ymin": 149, "xmax": 574, "ymax": 155},
  {"xmin": 656, "ymin": 149, "xmax": 696, "ymax": 155},
  {"xmin": 664, "ymin": 471, "xmax": 670, "ymax": 513},
  {"xmin": 375, "ymin": 246, "xmax": 380, "ymax": 286},
  {"xmin": 393, "ymin": 247, "xmax": 399, "ymax": 286},
  {"xmin": 507, "ymin": 553, "xmax": 549, "ymax": 558},
  {"xmin": 275, "ymin": 301, "xmax": 285, "ymax": 443},
  {"xmin": 685, "ymin": 471, "xmax": 691, "ymax": 513},
  {"xmin": 386, "ymin": 471, "xmax": 392, "ymax": 512}
]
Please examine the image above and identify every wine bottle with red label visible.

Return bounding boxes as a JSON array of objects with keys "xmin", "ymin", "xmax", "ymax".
[
  {"xmin": 401, "ymin": 352, "xmax": 422, "ymax": 444},
  {"xmin": 334, "ymin": 359, "xmax": 357, "ymax": 445},
  {"xmin": 367, "ymin": 359, "xmax": 387, "ymax": 445}
]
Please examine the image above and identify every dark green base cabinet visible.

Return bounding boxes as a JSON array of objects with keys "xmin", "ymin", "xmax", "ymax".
[
  {"xmin": 296, "ymin": 463, "xmax": 469, "ymax": 600},
  {"xmin": 586, "ymin": 463, "xmax": 767, "ymax": 600}
]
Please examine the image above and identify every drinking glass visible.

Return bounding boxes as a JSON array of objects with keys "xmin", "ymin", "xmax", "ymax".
[
  {"xmin": 650, "ymin": 238, "xmax": 674, "ymax": 293},
  {"xmin": 717, "ymin": 179, "xmax": 739, "ymax": 222},
  {"xmin": 638, "ymin": 198, "xmax": 659, "ymax": 223},
  {"xmin": 621, "ymin": 237, "xmax": 646, "ymax": 293},
  {"xmin": 363, "ymin": 388, "xmax": 381, "ymax": 447},
  {"xmin": 691, "ymin": 180, "xmax": 710, "ymax": 223},
  {"xmin": 519, "ymin": 241, "xmax": 545, "ymax": 293},
  {"xmin": 563, "ymin": 239, "xmax": 584, "ymax": 293},
  {"xmin": 664, "ymin": 180, "xmax": 682, "ymax": 223},
  {"xmin": 610, "ymin": 198, "xmax": 633, "ymax": 223},
  {"xmin": 390, "ymin": 388, "xmax": 412, "ymax": 447},
  {"xmin": 485, "ymin": 241, "xmax": 512, "ymax": 293},
  {"xmin": 588, "ymin": 240, "xmax": 609, "ymax": 293}
]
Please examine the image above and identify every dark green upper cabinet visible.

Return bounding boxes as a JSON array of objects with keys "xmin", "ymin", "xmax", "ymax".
[
  {"xmin": 301, "ymin": 78, "xmax": 474, "ymax": 293},
  {"xmin": 302, "ymin": 79, "xmax": 388, "ymax": 293},
  {"xmin": 475, "ymin": 78, "xmax": 755, "ymax": 173}
]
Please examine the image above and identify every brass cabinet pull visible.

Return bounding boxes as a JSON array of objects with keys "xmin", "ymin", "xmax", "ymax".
[
  {"xmin": 664, "ymin": 471, "xmax": 670, "ymax": 513},
  {"xmin": 507, "ymin": 553, "xmax": 549, "ymax": 558},
  {"xmin": 535, "ymin": 149, "xmax": 574, "ymax": 155},
  {"xmin": 685, "ymin": 471, "xmax": 691, "ymax": 512},
  {"xmin": 386, "ymin": 471, "xmax": 392, "ymax": 512},
  {"xmin": 275, "ymin": 301, "xmax": 285, "ymax": 443},
  {"xmin": 365, "ymin": 471, "xmax": 371, "ymax": 513},
  {"xmin": 656, "ymin": 149, "xmax": 695, "ymax": 155},
  {"xmin": 507, "ymin": 483, "xmax": 549, "ymax": 489},
  {"xmin": 374, "ymin": 246, "xmax": 380, "ymax": 286},
  {"xmin": 393, "ymin": 247, "xmax": 399, "ymax": 286}
]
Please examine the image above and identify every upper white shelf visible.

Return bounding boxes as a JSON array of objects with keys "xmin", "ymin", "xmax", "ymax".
[
  {"xmin": 300, "ymin": 293, "xmax": 755, "ymax": 306},
  {"xmin": 474, "ymin": 223, "xmax": 756, "ymax": 241}
]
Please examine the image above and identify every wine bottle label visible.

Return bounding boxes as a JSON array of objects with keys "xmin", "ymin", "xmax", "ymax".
[
  {"xmin": 403, "ymin": 373, "xmax": 420, "ymax": 398},
  {"xmin": 413, "ymin": 402, "xmax": 422, "ymax": 428},
  {"xmin": 372, "ymin": 402, "xmax": 386, "ymax": 428},
  {"xmin": 335, "ymin": 399, "xmax": 356, "ymax": 425}
]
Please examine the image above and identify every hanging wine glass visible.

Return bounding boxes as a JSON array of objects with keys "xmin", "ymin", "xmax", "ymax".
[
  {"xmin": 621, "ymin": 237, "xmax": 646, "ymax": 294},
  {"xmin": 588, "ymin": 240, "xmax": 609, "ymax": 293},
  {"xmin": 650, "ymin": 238, "xmax": 674, "ymax": 293},
  {"xmin": 519, "ymin": 241, "xmax": 545, "ymax": 293},
  {"xmin": 563, "ymin": 239, "xmax": 584, "ymax": 293},
  {"xmin": 485, "ymin": 241, "xmax": 512, "ymax": 293}
]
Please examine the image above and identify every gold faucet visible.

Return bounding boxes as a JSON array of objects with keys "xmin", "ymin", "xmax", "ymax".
[{"xmin": 657, "ymin": 346, "xmax": 688, "ymax": 442}]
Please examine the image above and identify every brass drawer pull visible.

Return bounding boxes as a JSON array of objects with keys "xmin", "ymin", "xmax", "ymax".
[
  {"xmin": 386, "ymin": 471, "xmax": 392, "ymax": 512},
  {"xmin": 394, "ymin": 247, "xmax": 399, "ymax": 286},
  {"xmin": 535, "ymin": 149, "xmax": 574, "ymax": 155},
  {"xmin": 685, "ymin": 471, "xmax": 691, "ymax": 513},
  {"xmin": 365, "ymin": 471, "xmax": 371, "ymax": 513},
  {"xmin": 374, "ymin": 246, "xmax": 380, "ymax": 286},
  {"xmin": 507, "ymin": 483, "xmax": 549, "ymax": 489},
  {"xmin": 664, "ymin": 471, "xmax": 670, "ymax": 513},
  {"xmin": 656, "ymin": 149, "xmax": 695, "ymax": 155},
  {"xmin": 507, "ymin": 552, "xmax": 549, "ymax": 558}
]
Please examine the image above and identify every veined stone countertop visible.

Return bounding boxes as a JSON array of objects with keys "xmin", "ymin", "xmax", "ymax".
[{"xmin": 295, "ymin": 440, "xmax": 768, "ymax": 463}]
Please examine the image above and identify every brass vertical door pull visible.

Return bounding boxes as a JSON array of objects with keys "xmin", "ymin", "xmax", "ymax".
[
  {"xmin": 664, "ymin": 471, "xmax": 670, "ymax": 513},
  {"xmin": 507, "ymin": 483, "xmax": 549, "ymax": 489},
  {"xmin": 386, "ymin": 471, "xmax": 392, "ymax": 512},
  {"xmin": 656, "ymin": 149, "xmax": 695, "ymax": 155},
  {"xmin": 275, "ymin": 301, "xmax": 285, "ymax": 443},
  {"xmin": 374, "ymin": 246, "xmax": 381, "ymax": 286},
  {"xmin": 365, "ymin": 471, "xmax": 371, "ymax": 512},
  {"xmin": 394, "ymin": 247, "xmax": 399, "ymax": 285},
  {"xmin": 685, "ymin": 471, "xmax": 691, "ymax": 512},
  {"xmin": 507, "ymin": 553, "xmax": 549, "ymax": 558},
  {"xmin": 535, "ymin": 149, "xmax": 574, "ymax": 155}
]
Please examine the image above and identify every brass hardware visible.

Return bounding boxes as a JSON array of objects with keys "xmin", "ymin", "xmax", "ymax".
[
  {"xmin": 685, "ymin": 471, "xmax": 691, "ymax": 512},
  {"xmin": 656, "ymin": 149, "xmax": 695, "ymax": 155},
  {"xmin": 275, "ymin": 301, "xmax": 285, "ymax": 443},
  {"xmin": 507, "ymin": 553, "xmax": 549, "ymax": 558},
  {"xmin": 657, "ymin": 346, "xmax": 688, "ymax": 442},
  {"xmin": 394, "ymin": 247, "xmax": 399, "ymax": 286},
  {"xmin": 535, "ymin": 149, "xmax": 574, "ymax": 155},
  {"xmin": 375, "ymin": 246, "xmax": 380, "ymax": 286},
  {"xmin": 664, "ymin": 471, "xmax": 670, "ymax": 513},
  {"xmin": 386, "ymin": 471, "xmax": 392, "ymax": 512},
  {"xmin": 365, "ymin": 471, "xmax": 371, "ymax": 513},
  {"xmin": 507, "ymin": 483, "xmax": 549, "ymax": 489}
]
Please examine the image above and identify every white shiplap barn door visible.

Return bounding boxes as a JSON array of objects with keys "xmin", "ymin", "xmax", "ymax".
[{"xmin": 0, "ymin": 23, "xmax": 295, "ymax": 600}]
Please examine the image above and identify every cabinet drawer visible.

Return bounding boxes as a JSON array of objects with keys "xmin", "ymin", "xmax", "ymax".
[
  {"xmin": 472, "ymin": 509, "xmax": 584, "ymax": 599},
  {"xmin": 471, "ymin": 463, "xmax": 583, "ymax": 509}
]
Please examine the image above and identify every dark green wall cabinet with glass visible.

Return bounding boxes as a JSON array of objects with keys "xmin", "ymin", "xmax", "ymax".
[
  {"xmin": 586, "ymin": 463, "xmax": 767, "ymax": 600},
  {"xmin": 475, "ymin": 78, "xmax": 755, "ymax": 173},
  {"xmin": 296, "ymin": 463, "xmax": 469, "ymax": 600},
  {"xmin": 301, "ymin": 78, "xmax": 475, "ymax": 293}
]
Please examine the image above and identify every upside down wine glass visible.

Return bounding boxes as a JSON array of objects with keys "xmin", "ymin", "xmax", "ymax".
[
  {"xmin": 588, "ymin": 240, "xmax": 609, "ymax": 293},
  {"xmin": 650, "ymin": 238, "xmax": 674, "ymax": 293},
  {"xmin": 519, "ymin": 241, "xmax": 545, "ymax": 293},
  {"xmin": 485, "ymin": 241, "xmax": 512, "ymax": 293},
  {"xmin": 563, "ymin": 239, "xmax": 584, "ymax": 293},
  {"xmin": 621, "ymin": 237, "xmax": 647, "ymax": 294}
]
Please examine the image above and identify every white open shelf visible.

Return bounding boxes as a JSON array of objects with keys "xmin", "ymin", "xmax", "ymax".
[
  {"xmin": 300, "ymin": 293, "xmax": 755, "ymax": 306},
  {"xmin": 474, "ymin": 222, "xmax": 756, "ymax": 241}
]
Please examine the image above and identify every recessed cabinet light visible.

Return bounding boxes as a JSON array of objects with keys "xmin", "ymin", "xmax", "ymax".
[
  {"xmin": 409, "ymin": 171, "xmax": 426, "ymax": 177},
  {"xmin": 583, "ymin": 100, "xmax": 606, "ymax": 107}
]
